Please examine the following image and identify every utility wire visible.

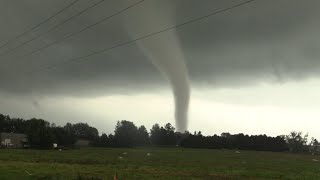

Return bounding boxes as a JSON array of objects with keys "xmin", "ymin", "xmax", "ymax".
[
  {"xmin": 0, "ymin": 0, "xmax": 80, "ymax": 50},
  {"xmin": 0, "ymin": 0, "xmax": 106, "ymax": 57},
  {"xmin": 42, "ymin": 0, "xmax": 257, "ymax": 71},
  {"xmin": 12, "ymin": 0, "xmax": 145, "ymax": 60}
]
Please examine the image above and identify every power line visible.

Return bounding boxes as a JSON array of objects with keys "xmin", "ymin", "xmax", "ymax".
[
  {"xmin": 0, "ymin": 0, "xmax": 80, "ymax": 50},
  {"xmin": 8, "ymin": 0, "xmax": 145, "ymax": 60},
  {"xmin": 42, "ymin": 0, "xmax": 257, "ymax": 71},
  {"xmin": 0, "ymin": 0, "xmax": 106, "ymax": 57}
]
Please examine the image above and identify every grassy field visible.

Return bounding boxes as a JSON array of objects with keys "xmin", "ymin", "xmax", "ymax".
[{"xmin": 0, "ymin": 147, "xmax": 319, "ymax": 180}]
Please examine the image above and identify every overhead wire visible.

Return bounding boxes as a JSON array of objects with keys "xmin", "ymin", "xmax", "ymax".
[
  {"xmin": 23, "ymin": 0, "xmax": 146, "ymax": 86},
  {"xmin": 3, "ymin": 0, "xmax": 256, "ymax": 77},
  {"xmin": 1, "ymin": 0, "xmax": 257, "ymax": 105},
  {"xmin": 1, "ymin": 0, "xmax": 257, "ymax": 120},
  {"xmin": 0, "ymin": 0, "xmax": 106, "ymax": 57},
  {"xmin": 41, "ymin": 0, "xmax": 257, "ymax": 71},
  {"xmin": 8, "ymin": 0, "xmax": 145, "ymax": 61},
  {"xmin": 0, "ymin": 0, "xmax": 80, "ymax": 50}
]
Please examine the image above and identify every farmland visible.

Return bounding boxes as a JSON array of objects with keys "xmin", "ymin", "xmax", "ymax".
[{"xmin": 0, "ymin": 147, "xmax": 319, "ymax": 179}]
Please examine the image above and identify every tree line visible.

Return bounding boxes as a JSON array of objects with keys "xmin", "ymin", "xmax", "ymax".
[
  {"xmin": 0, "ymin": 113, "xmax": 319, "ymax": 153},
  {"xmin": 0, "ymin": 114, "xmax": 98, "ymax": 148}
]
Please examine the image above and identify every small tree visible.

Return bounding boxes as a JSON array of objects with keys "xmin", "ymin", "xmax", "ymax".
[
  {"xmin": 285, "ymin": 131, "xmax": 308, "ymax": 153},
  {"xmin": 136, "ymin": 125, "xmax": 150, "ymax": 146},
  {"xmin": 309, "ymin": 137, "xmax": 319, "ymax": 155},
  {"xmin": 25, "ymin": 118, "xmax": 54, "ymax": 149},
  {"xmin": 114, "ymin": 120, "xmax": 138, "ymax": 147},
  {"xmin": 71, "ymin": 123, "xmax": 99, "ymax": 140},
  {"xmin": 150, "ymin": 124, "xmax": 161, "ymax": 145},
  {"xmin": 164, "ymin": 123, "xmax": 176, "ymax": 145}
]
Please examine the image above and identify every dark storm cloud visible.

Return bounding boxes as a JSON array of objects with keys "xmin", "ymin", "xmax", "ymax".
[
  {"xmin": 175, "ymin": 0, "xmax": 320, "ymax": 86},
  {"xmin": 1, "ymin": 0, "xmax": 320, "ymax": 97}
]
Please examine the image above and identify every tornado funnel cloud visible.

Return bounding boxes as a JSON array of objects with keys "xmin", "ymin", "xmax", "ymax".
[
  {"xmin": 123, "ymin": 3, "xmax": 190, "ymax": 132},
  {"xmin": 136, "ymin": 31, "xmax": 190, "ymax": 132},
  {"xmin": 174, "ymin": 81, "xmax": 190, "ymax": 133}
]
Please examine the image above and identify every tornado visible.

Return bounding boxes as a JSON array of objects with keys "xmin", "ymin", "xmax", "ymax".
[
  {"xmin": 123, "ymin": 3, "xmax": 190, "ymax": 132},
  {"xmin": 137, "ymin": 32, "xmax": 190, "ymax": 132}
]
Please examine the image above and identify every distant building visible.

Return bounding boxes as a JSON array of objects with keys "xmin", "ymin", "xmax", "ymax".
[
  {"xmin": 310, "ymin": 145, "xmax": 320, "ymax": 154},
  {"xmin": 74, "ymin": 139, "xmax": 91, "ymax": 147},
  {"xmin": 0, "ymin": 133, "xmax": 28, "ymax": 148}
]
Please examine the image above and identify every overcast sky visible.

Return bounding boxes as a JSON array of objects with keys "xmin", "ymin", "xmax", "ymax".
[{"xmin": 1, "ymin": 0, "xmax": 320, "ymax": 138}]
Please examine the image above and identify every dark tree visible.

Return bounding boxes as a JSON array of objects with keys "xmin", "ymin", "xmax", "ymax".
[
  {"xmin": 51, "ymin": 126, "xmax": 76, "ymax": 146},
  {"xmin": 164, "ymin": 123, "xmax": 176, "ymax": 145},
  {"xmin": 150, "ymin": 123, "xmax": 161, "ymax": 145},
  {"xmin": 114, "ymin": 120, "xmax": 138, "ymax": 147},
  {"xmin": 285, "ymin": 131, "xmax": 308, "ymax": 152},
  {"xmin": 0, "ymin": 114, "xmax": 12, "ymax": 132},
  {"xmin": 136, "ymin": 125, "xmax": 150, "ymax": 146},
  {"xmin": 150, "ymin": 123, "xmax": 177, "ymax": 146},
  {"xmin": 24, "ymin": 118, "xmax": 53, "ymax": 148},
  {"xmin": 70, "ymin": 123, "xmax": 99, "ymax": 140},
  {"xmin": 309, "ymin": 138, "xmax": 320, "ymax": 154},
  {"xmin": 92, "ymin": 133, "xmax": 113, "ymax": 147}
]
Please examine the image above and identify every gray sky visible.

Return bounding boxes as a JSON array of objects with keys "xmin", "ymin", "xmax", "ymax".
[{"xmin": 1, "ymin": 0, "xmax": 320, "ymax": 138}]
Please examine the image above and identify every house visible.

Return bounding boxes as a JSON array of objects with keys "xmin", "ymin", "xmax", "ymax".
[
  {"xmin": 74, "ymin": 139, "xmax": 91, "ymax": 147},
  {"xmin": 310, "ymin": 145, "xmax": 320, "ymax": 154},
  {"xmin": 0, "ymin": 132, "xmax": 28, "ymax": 148}
]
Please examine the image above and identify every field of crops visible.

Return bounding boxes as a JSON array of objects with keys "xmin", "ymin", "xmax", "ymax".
[{"xmin": 0, "ymin": 147, "xmax": 319, "ymax": 179}]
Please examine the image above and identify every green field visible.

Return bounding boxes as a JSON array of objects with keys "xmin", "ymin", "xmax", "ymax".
[{"xmin": 0, "ymin": 147, "xmax": 319, "ymax": 180}]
